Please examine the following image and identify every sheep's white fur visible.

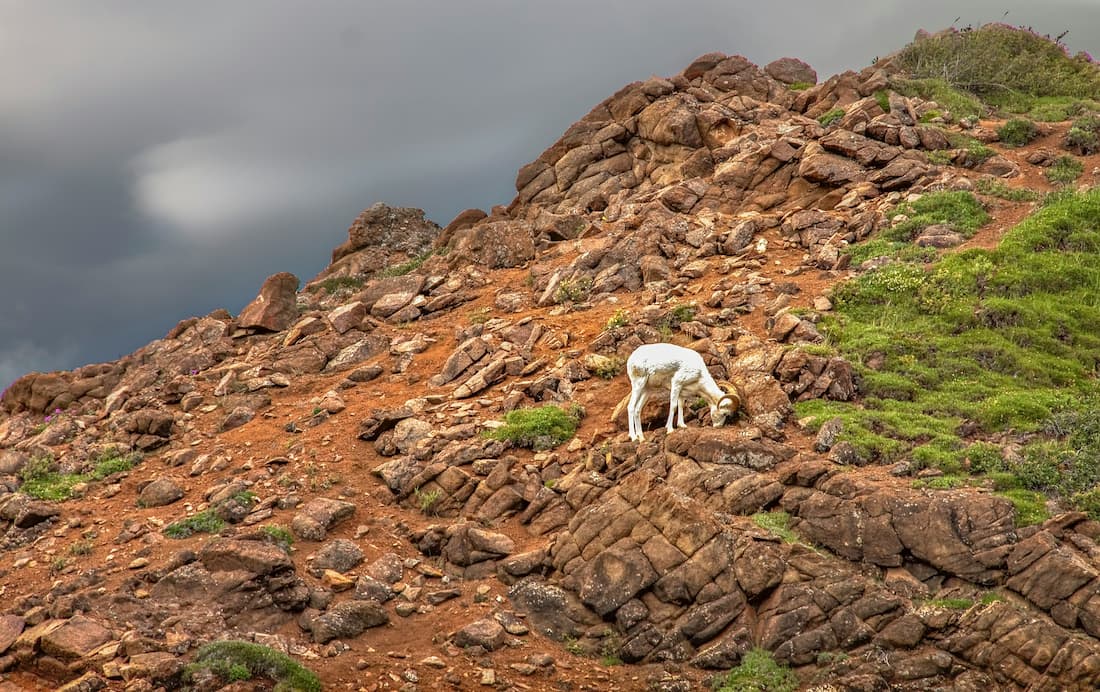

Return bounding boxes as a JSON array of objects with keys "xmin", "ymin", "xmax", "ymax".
[{"xmin": 620, "ymin": 343, "xmax": 740, "ymax": 442}]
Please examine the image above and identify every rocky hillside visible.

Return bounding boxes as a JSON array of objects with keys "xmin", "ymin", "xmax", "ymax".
[{"xmin": 2, "ymin": 25, "xmax": 1100, "ymax": 691}]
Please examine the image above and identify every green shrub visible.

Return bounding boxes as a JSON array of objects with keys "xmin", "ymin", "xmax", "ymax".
[
  {"xmin": 414, "ymin": 487, "xmax": 442, "ymax": 515},
  {"xmin": 817, "ymin": 108, "xmax": 845, "ymax": 127},
  {"xmin": 187, "ymin": 640, "xmax": 321, "ymax": 692},
  {"xmin": 787, "ymin": 81, "xmax": 813, "ymax": 91},
  {"xmin": 486, "ymin": 405, "xmax": 583, "ymax": 450},
  {"xmin": 605, "ymin": 309, "xmax": 630, "ymax": 331},
  {"xmin": 165, "ymin": 509, "xmax": 226, "ymax": 539},
  {"xmin": 891, "ymin": 77, "xmax": 985, "ymax": 120},
  {"xmin": 1065, "ymin": 114, "xmax": 1100, "ymax": 155},
  {"xmin": 714, "ymin": 648, "xmax": 798, "ymax": 692},
  {"xmin": 554, "ymin": 277, "xmax": 592, "ymax": 304},
  {"xmin": 1046, "ymin": 155, "xmax": 1084, "ymax": 185},
  {"xmin": 874, "ymin": 90, "xmax": 891, "ymax": 112},
  {"xmin": 997, "ymin": 118, "xmax": 1039, "ymax": 146},
  {"xmin": 997, "ymin": 488, "xmax": 1050, "ymax": 526},
  {"xmin": 927, "ymin": 598, "xmax": 974, "ymax": 610},
  {"xmin": 896, "ymin": 24, "xmax": 1100, "ymax": 103}
]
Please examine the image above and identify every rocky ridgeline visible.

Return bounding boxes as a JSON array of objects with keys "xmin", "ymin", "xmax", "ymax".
[{"xmin": 0, "ymin": 47, "xmax": 1098, "ymax": 691}]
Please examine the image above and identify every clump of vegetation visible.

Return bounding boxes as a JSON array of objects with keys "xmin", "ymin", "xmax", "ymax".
[
  {"xmin": 975, "ymin": 178, "xmax": 1040, "ymax": 202},
  {"xmin": 891, "ymin": 77, "xmax": 985, "ymax": 120},
  {"xmin": 590, "ymin": 355, "xmax": 625, "ymax": 380},
  {"xmin": 1065, "ymin": 114, "xmax": 1100, "ymax": 154},
  {"xmin": 943, "ymin": 133, "xmax": 996, "ymax": 167},
  {"xmin": 604, "ymin": 309, "xmax": 630, "ymax": 331},
  {"xmin": 884, "ymin": 191, "xmax": 989, "ymax": 242},
  {"xmin": 713, "ymin": 648, "xmax": 799, "ymax": 692},
  {"xmin": 926, "ymin": 597, "xmax": 974, "ymax": 610},
  {"xmin": 261, "ymin": 525, "xmax": 294, "ymax": 553},
  {"xmin": 554, "ymin": 277, "xmax": 592, "ymax": 304},
  {"xmin": 896, "ymin": 24, "xmax": 1100, "ymax": 111},
  {"xmin": 19, "ymin": 448, "xmax": 142, "ymax": 502},
  {"xmin": 485, "ymin": 405, "xmax": 583, "ymax": 450},
  {"xmin": 797, "ymin": 189, "xmax": 1100, "ymax": 518},
  {"xmin": 997, "ymin": 118, "xmax": 1040, "ymax": 146},
  {"xmin": 376, "ymin": 249, "xmax": 434, "ymax": 278},
  {"xmin": 316, "ymin": 275, "xmax": 364, "ymax": 294},
  {"xmin": 186, "ymin": 640, "xmax": 321, "ymax": 692},
  {"xmin": 1046, "ymin": 155, "xmax": 1084, "ymax": 185},
  {"xmin": 817, "ymin": 108, "xmax": 845, "ymax": 127},
  {"xmin": 414, "ymin": 487, "xmax": 442, "ymax": 515},
  {"xmin": 165, "ymin": 509, "xmax": 226, "ymax": 539},
  {"xmin": 787, "ymin": 81, "xmax": 813, "ymax": 91},
  {"xmin": 751, "ymin": 511, "xmax": 800, "ymax": 544},
  {"xmin": 843, "ymin": 239, "xmax": 937, "ymax": 267}
]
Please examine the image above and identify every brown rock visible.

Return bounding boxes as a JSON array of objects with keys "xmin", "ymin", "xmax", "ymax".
[
  {"xmin": 237, "ymin": 272, "xmax": 300, "ymax": 332},
  {"xmin": 39, "ymin": 617, "xmax": 112, "ymax": 661},
  {"xmin": 452, "ymin": 619, "xmax": 506, "ymax": 651},
  {"xmin": 765, "ymin": 57, "xmax": 816, "ymax": 85}
]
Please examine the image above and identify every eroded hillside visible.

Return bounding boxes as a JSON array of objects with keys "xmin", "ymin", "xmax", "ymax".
[{"xmin": 2, "ymin": 24, "xmax": 1100, "ymax": 692}]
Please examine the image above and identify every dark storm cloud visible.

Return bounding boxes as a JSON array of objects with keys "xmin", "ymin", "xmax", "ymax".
[{"xmin": 1, "ymin": 1, "xmax": 1097, "ymax": 390}]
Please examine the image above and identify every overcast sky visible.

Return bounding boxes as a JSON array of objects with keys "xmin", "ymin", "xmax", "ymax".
[{"xmin": 1, "ymin": 1, "xmax": 1097, "ymax": 390}]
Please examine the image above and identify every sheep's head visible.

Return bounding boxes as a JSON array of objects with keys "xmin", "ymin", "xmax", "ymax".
[{"xmin": 710, "ymin": 383, "xmax": 741, "ymax": 427}]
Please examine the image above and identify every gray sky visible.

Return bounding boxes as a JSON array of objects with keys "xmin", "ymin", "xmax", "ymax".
[{"xmin": 1, "ymin": 1, "xmax": 1097, "ymax": 390}]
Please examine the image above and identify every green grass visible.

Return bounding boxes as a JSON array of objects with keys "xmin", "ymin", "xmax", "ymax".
[
  {"xmin": 414, "ymin": 487, "xmax": 441, "ymax": 515},
  {"xmin": 554, "ymin": 277, "xmax": 592, "ymax": 304},
  {"xmin": 186, "ymin": 640, "xmax": 321, "ymax": 692},
  {"xmin": 1046, "ymin": 155, "xmax": 1084, "ymax": 185},
  {"xmin": 1066, "ymin": 114, "xmax": 1100, "ymax": 154},
  {"xmin": 261, "ymin": 525, "xmax": 295, "ymax": 553},
  {"xmin": 164, "ymin": 509, "xmax": 226, "ymax": 539},
  {"xmin": 817, "ymin": 108, "xmax": 845, "ymax": 127},
  {"xmin": 713, "ymin": 648, "xmax": 798, "ymax": 692},
  {"xmin": 797, "ymin": 190, "xmax": 1100, "ymax": 515},
  {"xmin": 485, "ymin": 405, "xmax": 583, "ymax": 450},
  {"xmin": 19, "ymin": 448, "xmax": 141, "ymax": 501},
  {"xmin": 884, "ymin": 191, "xmax": 989, "ymax": 242},
  {"xmin": 787, "ymin": 81, "xmax": 813, "ymax": 91},
  {"xmin": 1021, "ymin": 97, "xmax": 1100, "ymax": 122},
  {"xmin": 926, "ymin": 598, "xmax": 974, "ymax": 610},
  {"xmin": 316, "ymin": 275, "xmax": 364, "ymax": 294},
  {"xmin": 896, "ymin": 24, "xmax": 1100, "ymax": 106},
  {"xmin": 605, "ymin": 309, "xmax": 630, "ymax": 331},
  {"xmin": 751, "ymin": 511, "xmax": 799, "ymax": 544},
  {"xmin": 891, "ymin": 77, "xmax": 985, "ymax": 120},
  {"xmin": 376, "ymin": 249, "xmax": 434, "ymax": 278},
  {"xmin": 975, "ymin": 178, "xmax": 1040, "ymax": 202},
  {"xmin": 944, "ymin": 133, "xmax": 996, "ymax": 167},
  {"xmin": 997, "ymin": 118, "xmax": 1039, "ymax": 146}
]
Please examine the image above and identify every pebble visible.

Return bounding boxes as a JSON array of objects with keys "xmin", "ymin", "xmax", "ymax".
[{"xmin": 479, "ymin": 668, "xmax": 496, "ymax": 686}]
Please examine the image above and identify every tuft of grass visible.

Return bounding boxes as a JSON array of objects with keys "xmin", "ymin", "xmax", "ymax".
[
  {"xmin": 554, "ymin": 277, "xmax": 592, "ymax": 304},
  {"xmin": 713, "ymin": 648, "xmax": 798, "ymax": 692},
  {"xmin": 590, "ymin": 356, "xmax": 625, "ymax": 380},
  {"xmin": 997, "ymin": 488, "xmax": 1051, "ymax": 526},
  {"xmin": 1065, "ymin": 114, "xmax": 1100, "ymax": 154},
  {"xmin": 485, "ymin": 405, "xmax": 583, "ymax": 451},
  {"xmin": 787, "ymin": 81, "xmax": 814, "ymax": 91},
  {"xmin": 975, "ymin": 178, "xmax": 1040, "ymax": 202},
  {"xmin": 414, "ymin": 487, "xmax": 442, "ymax": 515},
  {"xmin": 604, "ymin": 309, "xmax": 630, "ymax": 331},
  {"xmin": 817, "ymin": 108, "xmax": 845, "ymax": 127},
  {"xmin": 376, "ymin": 249, "xmax": 434, "ymax": 278},
  {"xmin": 891, "ymin": 77, "xmax": 985, "ymax": 120},
  {"xmin": 261, "ymin": 525, "xmax": 294, "ymax": 553},
  {"xmin": 884, "ymin": 191, "xmax": 989, "ymax": 242},
  {"xmin": 873, "ymin": 90, "xmax": 891, "ymax": 112},
  {"xmin": 186, "ymin": 640, "xmax": 321, "ymax": 692},
  {"xmin": 751, "ymin": 511, "xmax": 799, "ymax": 544},
  {"xmin": 997, "ymin": 118, "xmax": 1040, "ymax": 146},
  {"xmin": 926, "ymin": 598, "xmax": 974, "ymax": 610},
  {"xmin": 164, "ymin": 509, "xmax": 226, "ymax": 539},
  {"xmin": 1046, "ymin": 155, "xmax": 1084, "ymax": 185},
  {"xmin": 316, "ymin": 275, "xmax": 364, "ymax": 295}
]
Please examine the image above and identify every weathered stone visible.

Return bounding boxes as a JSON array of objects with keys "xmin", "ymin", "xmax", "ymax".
[
  {"xmin": 137, "ymin": 478, "xmax": 185, "ymax": 508},
  {"xmin": 365, "ymin": 553, "xmax": 405, "ymax": 585},
  {"xmin": 291, "ymin": 498, "xmax": 357, "ymax": 541},
  {"xmin": 765, "ymin": 57, "xmax": 816, "ymax": 85},
  {"xmin": 452, "ymin": 619, "xmax": 507, "ymax": 651},
  {"xmin": 309, "ymin": 600, "xmax": 389, "ymax": 643},
  {"xmin": 578, "ymin": 543, "xmax": 659, "ymax": 616},
  {"xmin": 219, "ymin": 406, "xmax": 255, "ymax": 432},
  {"xmin": 39, "ymin": 617, "xmax": 112, "ymax": 661},
  {"xmin": 237, "ymin": 272, "xmax": 300, "ymax": 332},
  {"xmin": 310, "ymin": 539, "xmax": 365, "ymax": 576}
]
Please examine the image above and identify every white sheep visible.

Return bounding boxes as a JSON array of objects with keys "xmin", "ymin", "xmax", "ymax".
[{"xmin": 614, "ymin": 343, "xmax": 740, "ymax": 442}]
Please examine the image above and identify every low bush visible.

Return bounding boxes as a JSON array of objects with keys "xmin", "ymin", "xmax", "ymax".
[
  {"xmin": 997, "ymin": 118, "xmax": 1039, "ymax": 146},
  {"xmin": 186, "ymin": 640, "xmax": 321, "ymax": 692},
  {"xmin": 713, "ymin": 648, "xmax": 798, "ymax": 692},
  {"xmin": 486, "ymin": 405, "xmax": 583, "ymax": 450}
]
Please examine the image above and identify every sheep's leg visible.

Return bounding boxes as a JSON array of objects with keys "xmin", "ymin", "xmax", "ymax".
[
  {"xmin": 676, "ymin": 394, "xmax": 689, "ymax": 428},
  {"xmin": 627, "ymin": 381, "xmax": 647, "ymax": 442},
  {"xmin": 666, "ymin": 382, "xmax": 682, "ymax": 433}
]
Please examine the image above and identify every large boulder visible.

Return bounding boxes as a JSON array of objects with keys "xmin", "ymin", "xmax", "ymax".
[{"xmin": 237, "ymin": 272, "xmax": 300, "ymax": 332}]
